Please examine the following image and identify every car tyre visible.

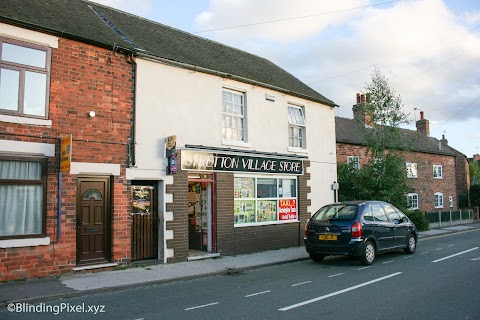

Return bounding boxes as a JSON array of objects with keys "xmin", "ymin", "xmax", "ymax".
[
  {"xmin": 309, "ymin": 253, "xmax": 325, "ymax": 262},
  {"xmin": 404, "ymin": 234, "xmax": 416, "ymax": 254},
  {"xmin": 360, "ymin": 241, "xmax": 375, "ymax": 265}
]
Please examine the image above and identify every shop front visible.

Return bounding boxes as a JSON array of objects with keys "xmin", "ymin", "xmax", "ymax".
[{"xmin": 170, "ymin": 147, "xmax": 309, "ymax": 260}]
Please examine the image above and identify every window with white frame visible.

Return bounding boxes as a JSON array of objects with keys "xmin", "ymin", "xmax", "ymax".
[
  {"xmin": 288, "ymin": 105, "xmax": 306, "ymax": 148},
  {"xmin": 0, "ymin": 37, "xmax": 51, "ymax": 118},
  {"xmin": 234, "ymin": 175, "xmax": 298, "ymax": 226},
  {"xmin": 433, "ymin": 165, "xmax": 443, "ymax": 179},
  {"xmin": 406, "ymin": 162, "xmax": 418, "ymax": 178},
  {"xmin": 407, "ymin": 193, "xmax": 419, "ymax": 210},
  {"xmin": 222, "ymin": 89, "xmax": 245, "ymax": 141},
  {"xmin": 0, "ymin": 156, "xmax": 47, "ymax": 239},
  {"xmin": 347, "ymin": 156, "xmax": 361, "ymax": 170},
  {"xmin": 434, "ymin": 192, "xmax": 444, "ymax": 208}
]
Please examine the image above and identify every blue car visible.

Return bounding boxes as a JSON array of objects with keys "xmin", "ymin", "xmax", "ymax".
[{"xmin": 304, "ymin": 201, "xmax": 417, "ymax": 265}]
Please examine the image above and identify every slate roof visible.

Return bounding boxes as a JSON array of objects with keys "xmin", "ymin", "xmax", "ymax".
[
  {"xmin": 335, "ymin": 117, "xmax": 459, "ymax": 157},
  {"xmin": 0, "ymin": 0, "xmax": 336, "ymax": 107}
]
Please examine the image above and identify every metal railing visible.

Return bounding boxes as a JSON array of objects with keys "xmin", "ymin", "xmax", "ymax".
[{"xmin": 426, "ymin": 209, "xmax": 474, "ymax": 228}]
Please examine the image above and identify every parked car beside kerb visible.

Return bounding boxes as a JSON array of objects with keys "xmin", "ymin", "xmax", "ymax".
[{"xmin": 304, "ymin": 201, "xmax": 418, "ymax": 265}]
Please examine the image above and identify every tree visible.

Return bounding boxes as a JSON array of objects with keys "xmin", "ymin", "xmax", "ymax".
[
  {"xmin": 469, "ymin": 161, "xmax": 480, "ymax": 185},
  {"xmin": 338, "ymin": 69, "xmax": 411, "ymax": 210}
]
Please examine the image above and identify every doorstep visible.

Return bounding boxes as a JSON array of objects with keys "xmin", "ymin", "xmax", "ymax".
[
  {"xmin": 72, "ymin": 262, "xmax": 118, "ymax": 272},
  {"xmin": 187, "ymin": 253, "xmax": 221, "ymax": 261}
]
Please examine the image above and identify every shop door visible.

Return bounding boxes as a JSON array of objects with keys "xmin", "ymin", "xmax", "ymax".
[
  {"xmin": 76, "ymin": 177, "xmax": 111, "ymax": 266},
  {"xmin": 188, "ymin": 180, "xmax": 214, "ymax": 252},
  {"xmin": 131, "ymin": 185, "xmax": 158, "ymax": 260}
]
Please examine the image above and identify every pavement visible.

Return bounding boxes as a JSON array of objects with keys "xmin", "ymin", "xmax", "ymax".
[{"xmin": 1, "ymin": 222, "xmax": 479, "ymax": 307}]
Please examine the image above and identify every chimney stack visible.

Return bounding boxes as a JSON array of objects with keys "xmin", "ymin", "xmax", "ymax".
[
  {"xmin": 416, "ymin": 111, "xmax": 430, "ymax": 136},
  {"xmin": 352, "ymin": 93, "xmax": 373, "ymax": 127},
  {"xmin": 440, "ymin": 134, "xmax": 448, "ymax": 146}
]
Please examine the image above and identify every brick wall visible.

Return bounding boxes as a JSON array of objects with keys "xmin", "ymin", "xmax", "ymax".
[
  {"xmin": 0, "ymin": 38, "xmax": 132, "ymax": 280},
  {"xmin": 336, "ymin": 142, "xmax": 458, "ymax": 212}
]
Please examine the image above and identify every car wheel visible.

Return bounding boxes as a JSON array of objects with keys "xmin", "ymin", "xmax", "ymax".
[
  {"xmin": 404, "ymin": 234, "xmax": 416, "ymax": 254},
  {"xmin": 360, "ymin": 241, "xmax": 375, "ymax": 265},
  {"xmin": 309, "ymin": 253, "xmax": 325, "ymax": 262}
]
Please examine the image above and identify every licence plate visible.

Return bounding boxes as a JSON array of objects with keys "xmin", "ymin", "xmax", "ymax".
[{"xmin": 319, "ymin": 235, "xmax": 337, "ymax": 241}]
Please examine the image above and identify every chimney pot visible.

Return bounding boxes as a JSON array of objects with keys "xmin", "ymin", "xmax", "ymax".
[
  {"xmin": 360, "ymin": 94, "xmax": 366, "ymax": 103},
  {"xmin": 356, "ymin": 93, "xmax": 361, "ymax": 104},
  {"xmin": 420, "ymin": 111, "xmax": 424, "ymax": 120}
]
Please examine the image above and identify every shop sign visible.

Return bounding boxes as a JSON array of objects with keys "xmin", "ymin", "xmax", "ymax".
[
  {"xmin": 181, "ymin": 151, "xmax": 303, "ymax": 175},
  {"xmin": 278, "ymin": 199, "xmax": 297, "ymax": 220},
  {"xmin": 166, "ymin": 135, "xmax": 177, "ymax": 174},
  {"xmin": 60, "ymin": 135, "xmax": 72, "ymax": 173}
]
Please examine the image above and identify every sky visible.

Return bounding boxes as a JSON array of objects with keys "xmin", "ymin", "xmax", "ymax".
[{"xmin": 91, "ymin": 0, "xmax": 480, "ymax": 157}]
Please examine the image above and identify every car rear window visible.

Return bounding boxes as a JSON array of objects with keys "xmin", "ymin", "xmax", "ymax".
[{"xmin": 312, "ymin": 204, "xmax": 358, "ymax": 222}]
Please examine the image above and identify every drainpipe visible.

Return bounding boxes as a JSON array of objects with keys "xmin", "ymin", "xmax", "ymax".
[{"xmin": 128, "ymin": 52, "xmax": 137, "ymax": 166}]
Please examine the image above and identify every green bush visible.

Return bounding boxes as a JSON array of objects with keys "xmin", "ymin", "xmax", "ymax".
[{"xmin": 405, "ymin": 210, "xmax": 429, "ymax": 231}]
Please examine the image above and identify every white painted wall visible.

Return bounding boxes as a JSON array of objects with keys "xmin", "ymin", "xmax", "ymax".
[{"xmin": 129, "ymin": 58, "xmax": 337, "ymax": 214}]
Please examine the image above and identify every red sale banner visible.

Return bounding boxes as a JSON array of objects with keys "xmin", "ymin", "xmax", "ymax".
[{"xmin": 278, "ymin": 199, "xmax": 297, "ymax": 220}]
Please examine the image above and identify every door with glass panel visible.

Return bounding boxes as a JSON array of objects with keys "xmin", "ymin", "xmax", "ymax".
[{"xmin": 76, "ymin": 177, "xmax": 111, "ymax": 265}]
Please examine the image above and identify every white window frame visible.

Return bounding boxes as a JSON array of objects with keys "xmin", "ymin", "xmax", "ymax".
[
  {"xmin": 222, "ymin": 89, "xmax": 246, "ymax": 142},
  {"xmin": 433, "ymin": 165, "xmax": 443, "ymax": 179},
  {"xmin": 407, "ymin": 193, "xmax": 419, "ymax": 210},
  {"xmin": 288, "ymin": 105, "xmax": 306, "ymax": 149},
  {"xmin": 434, "ymin": 192, "xmax": 444, "ymax": 208},
  {"xmin": 0, "ymin": 37, "xmax": 51, "ymax": 119},
  {"xmin": 347, "ymin": 156, "xmax": 361, "ymax": 170},
  {"xmin": 406, "ymin": 162, "xmax": 418, "ymax": 178}
]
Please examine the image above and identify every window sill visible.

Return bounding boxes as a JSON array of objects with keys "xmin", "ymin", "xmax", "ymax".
[
  {"xmin": 0, "ymin": 237, "xmax": 50, "ymax": 248},
  {"xmin": 0, "ymin": 114, "xmax": 52, "ymax": 127},
  {"xmin": 235, "ymin": 220, "xmax": 299, "ymax": 227},
  {"xmin": 288, "ymin": 147, "xmax": 309, "ymax": 154},
  {"xmin": 221, "ymin": 139, "xmax": 251, "ymax": 148}
]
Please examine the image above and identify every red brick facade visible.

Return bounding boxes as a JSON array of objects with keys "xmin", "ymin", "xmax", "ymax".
[
  {"xmin": 336, "ymin": 142, "xmax": 458, "ymax": 212},
  {"xmin": 0, "ymin": 38, "xmax": 133, "ymax": 280}
]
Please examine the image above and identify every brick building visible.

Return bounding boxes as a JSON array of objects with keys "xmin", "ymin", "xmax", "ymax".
[
  {"xmin": 336, "ymin": 93, "xmax": 469, "ymax": 212},
  {"xmin": 1, "ymin": 0, "xmax": 338, "ymax": 279}
]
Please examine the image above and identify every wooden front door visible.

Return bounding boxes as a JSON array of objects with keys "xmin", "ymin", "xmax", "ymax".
[
  {"xmin": 76, "ymin": 177, "xmax": 111, "ymax": 265},
  {"xmin": 131, "ymin": 185, "xmax": 158, "ymax": 260}
]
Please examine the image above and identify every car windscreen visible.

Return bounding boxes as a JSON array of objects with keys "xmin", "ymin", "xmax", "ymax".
[{"xmin": 312, "ymin": 204, "xmax": 358, "ymax": 222}]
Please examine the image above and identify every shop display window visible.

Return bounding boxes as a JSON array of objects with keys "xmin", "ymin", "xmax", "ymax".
[{"xmin": 234, "ymin": 175, "xmax": 298, "ymax": 226}]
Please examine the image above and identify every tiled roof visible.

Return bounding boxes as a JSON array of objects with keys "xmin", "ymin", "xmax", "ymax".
[
  {"xmin": 0, "ymin": 0, "xmax": 336, "ymax": 107},
  {"xmin": 335, "ymin": 117, "xmax": 460, "ymax": 157}
]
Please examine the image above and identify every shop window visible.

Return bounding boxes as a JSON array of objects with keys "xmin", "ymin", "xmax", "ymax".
[
  {"xmin": 406, "ymin": 162, "xmax": 418, "ymax": 178},
  {"xmin": 222, "ymin": 89, "xmax": 245, "ymax": 141},
  {"xmin": 234, "ymin": 175, "xmax": 298, "ymax": 226},
  {"xmin": 347, "ymin": 156, "xmax": 360, "ymax": 170},
  {"xmin": 407, "ymin": 193, "xmax": 419, "ymax": 210},
  {"xmin": 433, "ymin": 165, "xmax": 443, "ymax": 179},
  {"xmin": 0, "ymin": 156, "xmax": 47, "ymax": 239},
  {"xmin": 288, "ymin": 105, "xmax": 306, "ymax": 148},
  {"xmin": 0, "ymin": 38, "xmax": 51, "ymax": 118}
]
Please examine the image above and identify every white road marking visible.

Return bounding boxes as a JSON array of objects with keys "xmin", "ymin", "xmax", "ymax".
[
  {"xmin": 245, "ymin": 290, "xmax": 271, "ymax": 297},
  {"xmin": 279, "ymin": 272, "xmax": 402, "ymax": 311},
  {"xmin": 421, "ymin": 251, "xmax": 429, "ymax": 255},
  {"xmin": 471, "ymin": 257, "xmax": 480, "ymax": 261},
  {"xmin": 432, "ymin": 247, "xmax": 479, "ymax": 263},
  {"xmin": 404, "ymin": 256, "xmax": 413, "ymax": 259},
  {"xmin": 448, "ymin": 244, "xmax": 455, "ymax": 247},
  {"xmin": 357, "ymin": 266, "xmax": 371, "ymax": 270},
  {"xmin": 435, "ymin": 248, "xmax": 443, "ymax": 251},
  {"xmin": 328, "ymin": 273, "xmax": 344, "ymax": 278},
  {"xmin": 382, "ymin": 260, "xmax": 394, "ymax": 264},
  {"xmin": 185, "ymin": 302, "xmax": 219, "ymax": 311},
  {"xmin": 291, "ymin": 281, "xmax": 312, "ymax": 287}
]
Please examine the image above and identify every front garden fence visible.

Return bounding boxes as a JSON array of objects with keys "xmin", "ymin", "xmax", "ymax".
[{"xmin": 426, "ymin": 209, "xmax": 474, "ymax": 228}]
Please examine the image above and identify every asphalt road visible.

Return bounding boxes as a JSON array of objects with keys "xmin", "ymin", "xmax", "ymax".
[{"xmin": 2, "ymin": 230, "xmax": 480, "ymax": 320}]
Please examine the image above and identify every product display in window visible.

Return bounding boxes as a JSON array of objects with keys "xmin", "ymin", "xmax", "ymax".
[
  {"xmin": 234, "ymin": 200, "xmax": 255, "ymax": 223},
  {"xmin": 257, "ymin": 200, "xmax": 277, "ymax": 222}
]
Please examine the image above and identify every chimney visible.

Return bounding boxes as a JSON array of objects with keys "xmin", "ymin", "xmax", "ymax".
[
  {"xmin": 440, "ymin": 134, "xmax": 448, "ymax": 146},
  {"xmin": 352, "ymin": 93, "xmax": 374, "ymax": 127},
  {"xmin": 416, "ymin": 111, "xmax": 430, "ymax": 136}
]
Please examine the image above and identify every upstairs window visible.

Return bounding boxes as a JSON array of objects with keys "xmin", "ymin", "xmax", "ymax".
[
  {"xmin": 222, "ymin": 89, "xmax": 245, "ymax": 141},
  {"xmin": 288, "ymin": 106, "xmax": 306, "ymax": 148},
  {"xmin": 433, "ymin": 165, "xmax": 443, "ymax": 179},
  {"xmin": 0, "ymin": 38, "xmax": 51, "ymax": 118},
  {"xmin": 347, "ymin": 156, "xmax": 361, "ymax": 170},
  {"xmin": 406, "ymin": 162, "xmax": 418, "ymax": 178}
]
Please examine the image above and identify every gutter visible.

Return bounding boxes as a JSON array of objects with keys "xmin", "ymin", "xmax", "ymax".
[
  {"xmin": 127, "ymin": 53, "xmax": 137, "ymax": 166},
  {"xmin": 136, "ymin": 52, "xmax": 338, "ymax": 108}
]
